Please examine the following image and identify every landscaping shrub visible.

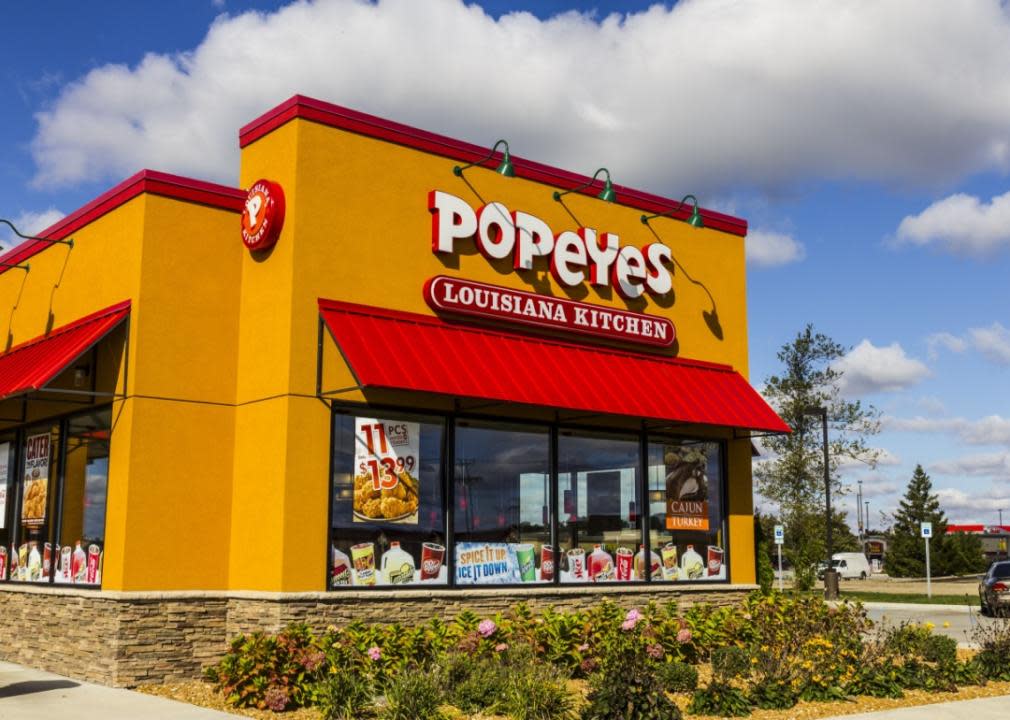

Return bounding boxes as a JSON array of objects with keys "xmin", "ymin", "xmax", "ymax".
[
  {"xmin": 711, "ymin": 646, "xmax": 750, "ymax": 680},
  {"xmin": 971, "ymin": 618, "xmax": 1010, "ymax": 681},
  {"xmin": 655, "ymin": 661, "xmax": 698, "ymax": 693},
  {"xmin": 379, "ymin": 670, "xmax": 446, "ymax": 720},
  {"xmin": 316, "ymin": 670, "xmax": 373, "ymax": 720},
  {"xmin": 439, "ymin": 651, "xmax": 507, "ymax": 713},
  {"xmin": 688, "ymin": 682, "xmax": 752, "ymax": 717},
  {"xmin": 502, "ymin": 660, "xmax": 576, "ymax": 720},
  {"xmin": 206, "ymin": 623, "xmax": 324, "ymax": 711}
]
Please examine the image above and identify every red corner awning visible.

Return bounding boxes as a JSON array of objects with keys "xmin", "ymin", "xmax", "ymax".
[
  {"xmin": 319, "ymin": 299, "xmax": 790, "ymax": 434},
  {"xmin": 0, "ymin": 300, "xmax": 131, "ymax": 400}
]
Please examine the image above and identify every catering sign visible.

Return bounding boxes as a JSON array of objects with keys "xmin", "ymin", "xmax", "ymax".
[
  {"xmin": 424, "ymin": 276, "xmax": 675, "ymax": 347},
  {"xmin": 428, "ymin": 190, "xmax": 674, "ymax": 300},
  {"xmin": 21, "ymin": 433, "xmax": 50, "ymax": 528},
  {"xmin": 352, "ymin": 418, "xmax": 420, "ymax": 525}
]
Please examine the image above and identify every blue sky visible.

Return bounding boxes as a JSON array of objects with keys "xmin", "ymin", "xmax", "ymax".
[{"xmin": 3, "ymin": 1, "xmax": 1009, "ymax": 528}]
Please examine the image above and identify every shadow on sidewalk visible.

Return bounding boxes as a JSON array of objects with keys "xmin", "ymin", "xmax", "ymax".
[{"xmin": 0, "ymin": 679, "xmax": 80, "ymax": 698}]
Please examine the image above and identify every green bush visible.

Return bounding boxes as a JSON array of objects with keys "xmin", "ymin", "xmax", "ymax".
[
  {"xmin": 656, "ymin": 661, "xmax": 698, "ymax": 693},
  {"xmin": 922, "ymin": 634, "xmax": 957, "ymax": 664},
  {"xmin": 581, "ymin": 633, "xmax": 681, "ymax": 720},
  {"xmin": 316, "ymin": 670, "xmax": 373, "ymax": 720},
  {"xmin": 688, "ymin": 682, "xmax": 751, "ymax": 717},
  {"xmin": 971, "ymin": 618, "xmax": 1010, "ymax": 681},
  {"xmin": 747, "ymin": 679, "xmax": 798, "ymax": 710},
  {"xmin": 438, "ymin": 652, "xmax": 506, "ymax": 713},
  {"xmin": 711, "ymin": 646, "xmax": 750, "ymax": 680},
  {"xmin": 502, "ymin": 661, "xmax": 576, "ymax": 720},
  {"xmin": 379, "ymin": 671, "xmax": 445, "ymax": 720}
]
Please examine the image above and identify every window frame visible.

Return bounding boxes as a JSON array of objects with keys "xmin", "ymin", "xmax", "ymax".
[
  {"xmin": 0, "ymin": 404, "xmax": 113, "ymax": 589},
  {"xmin": 327, "ymin": 401, "xmax": 732, "ymax": 591}
]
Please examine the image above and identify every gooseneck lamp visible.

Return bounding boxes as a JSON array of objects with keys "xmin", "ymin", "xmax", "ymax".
[
  {"xmin": 640, "ymin": 194, "xmax": 704, "ymax": 229},
  {"xmin": 553, "ymin": 168, "xmax": 616, "ymax": 203},
  {"xmin": 0, "ymin": 218, "xmax": 74, "ymax": 248},
  {"xmin": 453, "ymin": 139, "xmax": 515, "ymax": 178}
]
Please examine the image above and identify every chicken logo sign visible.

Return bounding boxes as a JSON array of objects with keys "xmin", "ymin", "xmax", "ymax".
[{"xmin": 241, "ymin": 179, "xmax": 285, "ymax": 252}]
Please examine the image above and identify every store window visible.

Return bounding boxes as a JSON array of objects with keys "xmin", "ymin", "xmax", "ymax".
[
  {"xmin": 647, "ymin": 440, "xmax": 726, "ymax": 582},
  {"xmin": 557, "ymin": 432, "xmax": 642, "ymax": 583},
  {"xmin": 453, "ymin": 422, "xmax": 551, "ymax": 585},
  {"xmin": 0, "ymin": 435, "xmax": 15, "ymax": 580},
  {"xmin": 54, "ymin": 409, "xmax": 112, "ymax": 585},
  {"xmin": 10, "ymin": 424, "xmax": 61, "ymax": 583},
  {"xmin": 330, "ymin": 412, "xmax": 446, "ymax": 587}
]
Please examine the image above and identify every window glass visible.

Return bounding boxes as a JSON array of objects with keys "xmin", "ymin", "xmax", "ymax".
[
  {"xmin": 453, "ymin": 422, "xmax": 551, "ymax": 585},
  {"xmin": 557, "ymin": 432, "xmax": 641, "ymax": 583},
  {"xmin": 55, "ymin": 409, "xmax": 111, "ymax": 585},
  {"xmin": 11, "ymin": 424, "xmax": 60, "ymax": 583},
  {"xmin": 0, "ymin": 435, "xmax": 15, "ymax": 580},
  {"xmin": 647, "ymin": 440, "xmax": 726, "ymax": 582},
  {"xmin": 330, "ymin": 413, "xmax": 446, "ymax": 587}
]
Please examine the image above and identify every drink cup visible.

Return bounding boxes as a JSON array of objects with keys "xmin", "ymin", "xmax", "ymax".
[
  {"xmin": 86, "ymin": 544, "xmax": 101, "ymax": 584},
  {"xmin": 661, "ymin": 543, "xmax": 679, "ymax": 581},
  {"xmin": 420, "ymin": 542, "xmax": 445, "ymax": 580},
  {"xmin": 707, "ymin": 546, "xmax": 724, "ymax": 577},
  {"xmin": 514, "ymin": 543, "xmax": 536, "ymax": 582},
  {"xmin": 60, "ymin": 546, "xmax": 72, "ymax": 582},
  {"xmin": 540, "ymin": 545, "xmax": 555, "ymax": 581},
  {"xmin": 616, "ymin": 547, "xmax": 634, "ymax": 581},
  {"xmin": 350, "ymin": 542, "xmax": 376, "ymax": 586},
  {"xmin": 43, "ymin": 543, "xmax": 51, "ymax": 580},
  {"xmin": 567, "ymin": 547, "xmax": 585, "ymax": 580}
]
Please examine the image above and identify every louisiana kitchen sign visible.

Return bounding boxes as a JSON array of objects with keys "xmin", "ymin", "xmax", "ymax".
[{"xmin": 427, "ymin": 190, "xmax": 677, "ymax": 347}]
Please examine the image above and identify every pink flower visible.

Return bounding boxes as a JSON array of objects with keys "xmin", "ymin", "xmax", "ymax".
[
  {"xmin": 494, "ymin": 643, "xmax": 509, "ymax": 653},
  {"xmin": 478, "ymin": 619, "xmax": 497, "ymax": 637},
  {"xmin": 677, "ymin": 629, "xmax": 692, "ymax": 644},
  {"xmin": 625, "ymin": 609, "xmax": 643, "ymax": 623},
  {"xmin": 621, "ymin": 619, "xmax": 637, "ymax": 631},
  {"xmin": 577, "ymin": 643, "xmax": 590, "ymax": 653},
  {"xmin": 264, "ymin": 686, "xmax": 289, "ymax": 712},
  {"xmin": 367, "ymin": 646, "xmax": 382, "ymax": 660},
  {"xmin": 647, "ymin": 643, "xmax": 664, "ymax": 660}
]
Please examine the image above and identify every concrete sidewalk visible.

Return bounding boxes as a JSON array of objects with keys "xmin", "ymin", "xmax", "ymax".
[
  {"xmin": 0, "ymin": 661, "xmax": 235, "ymax": 719},
  {"xmin": 821, "ymin": 694, "xmax": 1010, "ymax": 719}
]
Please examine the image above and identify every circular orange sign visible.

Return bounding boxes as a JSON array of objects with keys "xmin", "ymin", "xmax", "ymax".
[{"xmin": 241, "ymin": 179, "xmax": 285, "ymax": 251}]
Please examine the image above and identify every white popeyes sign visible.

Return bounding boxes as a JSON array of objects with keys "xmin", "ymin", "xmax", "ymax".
[{"xmin": 428, "ymin": 190, "xmax": 673, "ymax": 300}]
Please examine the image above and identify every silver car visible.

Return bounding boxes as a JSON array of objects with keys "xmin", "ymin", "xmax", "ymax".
[{"xmin": 979, "ymin": 560, "xmax": 1010, "ymax": 617}]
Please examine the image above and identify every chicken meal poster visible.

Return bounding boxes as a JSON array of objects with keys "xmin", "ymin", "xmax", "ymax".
[{"xmin": 352, "ymin": 418, "xmax": 420, "ymax": 525}]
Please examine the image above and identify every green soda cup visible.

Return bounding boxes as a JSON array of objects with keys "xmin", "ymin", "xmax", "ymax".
[{"xmin": 516, "ymin": 543, "xmax": 536, "ymax": 582}]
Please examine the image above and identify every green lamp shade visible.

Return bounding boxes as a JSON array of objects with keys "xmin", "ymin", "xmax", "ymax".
[
  {"xmin": 597, "ymin": 178, "xmax": 616, "ymax": 203},
  {"xmin": 496, "ymin": 149, "xmax": 515, "ymax": 177},
  {"xmin": 688, "ymin": 206, "xmax": 704, "ymax": 228}
]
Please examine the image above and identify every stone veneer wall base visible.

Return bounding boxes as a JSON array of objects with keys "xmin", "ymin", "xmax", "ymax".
[{"xmin": 0, "ymin": 583, "xmax": 755, "ymax": 687}]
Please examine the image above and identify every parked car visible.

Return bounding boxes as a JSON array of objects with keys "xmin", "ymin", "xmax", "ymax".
[
  {"xmin": 817, "ymin": 553, "xmax": 871, "ymax": 580},
  {"xmin": 979, "ymin": 560, "xmax": 1010, "ymax": 617}
]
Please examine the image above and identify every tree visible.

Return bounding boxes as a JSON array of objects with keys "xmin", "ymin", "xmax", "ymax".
[
  {"xmin": 887, "ymin": 465, "xmax": 987, "ymax": 577},
  {"xmin": 755, "ymin": 325, "xmax": 880, "ymax": 589}
]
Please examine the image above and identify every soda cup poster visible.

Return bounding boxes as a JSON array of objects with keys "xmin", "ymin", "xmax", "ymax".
[
  {"xmin": 455, "ymin": 542, "xmax": 519, "ymax": 584},
  {"xmin": 352, "ymin": 418, "xmax": 420, "ymax": 524},
  {"xmin": 21, "ymin": 433, "xmax": 50, "ymax": 528}
]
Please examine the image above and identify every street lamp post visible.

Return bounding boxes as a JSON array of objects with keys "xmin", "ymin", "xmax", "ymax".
[
  {"xmin": 857, "ymin": 479, "xmax": 864, "ymax": 543},
  {"xmin": 803, "ymin": 406, "xmax": 836, "ymax": 599},
  {"xmin": 865, "ymin": 501, "xmax": 870, "ymax": 534}
]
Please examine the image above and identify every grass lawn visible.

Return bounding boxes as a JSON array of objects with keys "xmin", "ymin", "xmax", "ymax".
[{"xmin": 839, "ymin": 590, "xmax": 979, "ymax": 606}]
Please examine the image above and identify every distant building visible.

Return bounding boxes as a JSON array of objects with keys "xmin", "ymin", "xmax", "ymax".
[{"xmin": 946, "ymin": 524, "xmax": 1010, "ymax": 562}]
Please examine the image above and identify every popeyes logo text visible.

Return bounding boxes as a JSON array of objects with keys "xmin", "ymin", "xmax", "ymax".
[
  {"xmin": 428, "ymin": 190, "xmax": 672, "ymax": 300},
  {"xmin": 241, "ymin": 179, "xmax": 286, "ymax": 252}
]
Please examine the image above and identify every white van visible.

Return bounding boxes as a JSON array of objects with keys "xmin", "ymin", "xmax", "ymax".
[{"xmin": 830, "ymin": 552, "xmax": 872, "ymax": 580}]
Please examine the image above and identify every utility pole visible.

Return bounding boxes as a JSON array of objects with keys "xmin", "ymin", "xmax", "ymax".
[
  {"xmin": 804, "ymin": 406, "xmax": 835, "ymax": 599},
  {"xmin": 865, "ymin": 500, "xmax": 870, "ymax": 534},
  {"xmin": 857, "ymin": 479, "xmax": 864, "ymax": 542}
]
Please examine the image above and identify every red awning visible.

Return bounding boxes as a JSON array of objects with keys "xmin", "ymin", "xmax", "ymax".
[
  {"xmin": 319, "ymin": 299, "xmax": 790, "ymax": 434},
  {"xmin": 0, "ymin": 300, "xmax": 130, "ymax": 400}
]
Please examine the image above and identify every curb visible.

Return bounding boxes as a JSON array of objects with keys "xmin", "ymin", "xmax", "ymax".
[{"xmin": 854, "ymin": 601, "xmax": 979, "ymax": 614}]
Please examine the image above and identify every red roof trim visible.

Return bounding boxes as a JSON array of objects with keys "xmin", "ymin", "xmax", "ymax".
[
  {"xmin": 318, "ymin": 298, "xmax": 789, "ymax": 434},
  {"xmin": 241, "ymin": 95, "xmax": 748, "ymax": 237},
  {"xmin": 0, "ymin": 299, "xmax": 131, "ymax": 400},
  {"xmin": 0, "ymin": 170, "xmax": 245, "ymax": 277}
]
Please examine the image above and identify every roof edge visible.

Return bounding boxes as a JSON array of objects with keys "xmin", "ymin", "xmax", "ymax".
[{"xmin": 242, "ymin": 95, "xmax": 748, "ymax": 237}]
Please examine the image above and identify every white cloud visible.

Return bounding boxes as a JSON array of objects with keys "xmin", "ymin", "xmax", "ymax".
[
  {"xmin": 968, "ymin": 323, "xmax": 1010, "ymax": 364},
  {"xmin": 929, "ymin": 451, "xmax": 1010, "ymax": 479},
  {"xmin": 883, "ymin": 414, "xmax": 1010, "ymax": 447},
  {"xmin": 26, "ymin": 0, "xmax": 1010, "ymax": 196},
  {"xmin": 832, "ymin": 340, "xmax": 930, "ymax": 396},
  {"xmin": 896, "ymin": 191, "xmax": 1010, "ymax": 256},
  {"xmin": 926, "ymin": 332, "xmax": 966, "ymax": 360},
  {"xmin": 838, "ymin": 448, "xmax": 901, "ymax": 472},
  {"xmin": 745, "ymin": 230, "xmax": 805, "ymax": 267},
  {"xmin": 934, "ymin": 487, "xmax": 1010, "ymax": 523},
  {"xmin": 0, "ymin": 208, "xmax": 65, "ymax": 249}
]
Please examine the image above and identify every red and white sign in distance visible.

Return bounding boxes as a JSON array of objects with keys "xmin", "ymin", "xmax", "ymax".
[
  {"xmin": 241, "ymin": 179, "xmax": 286, "ymax": 251},
  {"xmin": 424, "ymin": 276, "xmax": 675, "ymax": 348}
]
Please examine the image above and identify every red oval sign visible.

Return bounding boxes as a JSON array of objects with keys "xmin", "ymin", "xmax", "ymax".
[{"xmin": 241, "ymin": 179, "xmax": 285, "ymax": 251}]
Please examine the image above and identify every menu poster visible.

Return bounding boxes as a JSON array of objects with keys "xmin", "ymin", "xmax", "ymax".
[
  {"xmin": 455, "ymin": 542, "xmax": 519, "ymax": 584},
  {"xmin": 0, "ymin": 442, "xmax": 8, "ymax": 529},
  {"xmin": 664, "ymin": 445, "xmax": 710, "ymax": 531},
  {"xmin": 21, "ymin": 433, "xmax": 50, "ymax": 528},
  {"xmin": 352, "ymin": 418, "xmax": 420, "ymax": 525}
]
